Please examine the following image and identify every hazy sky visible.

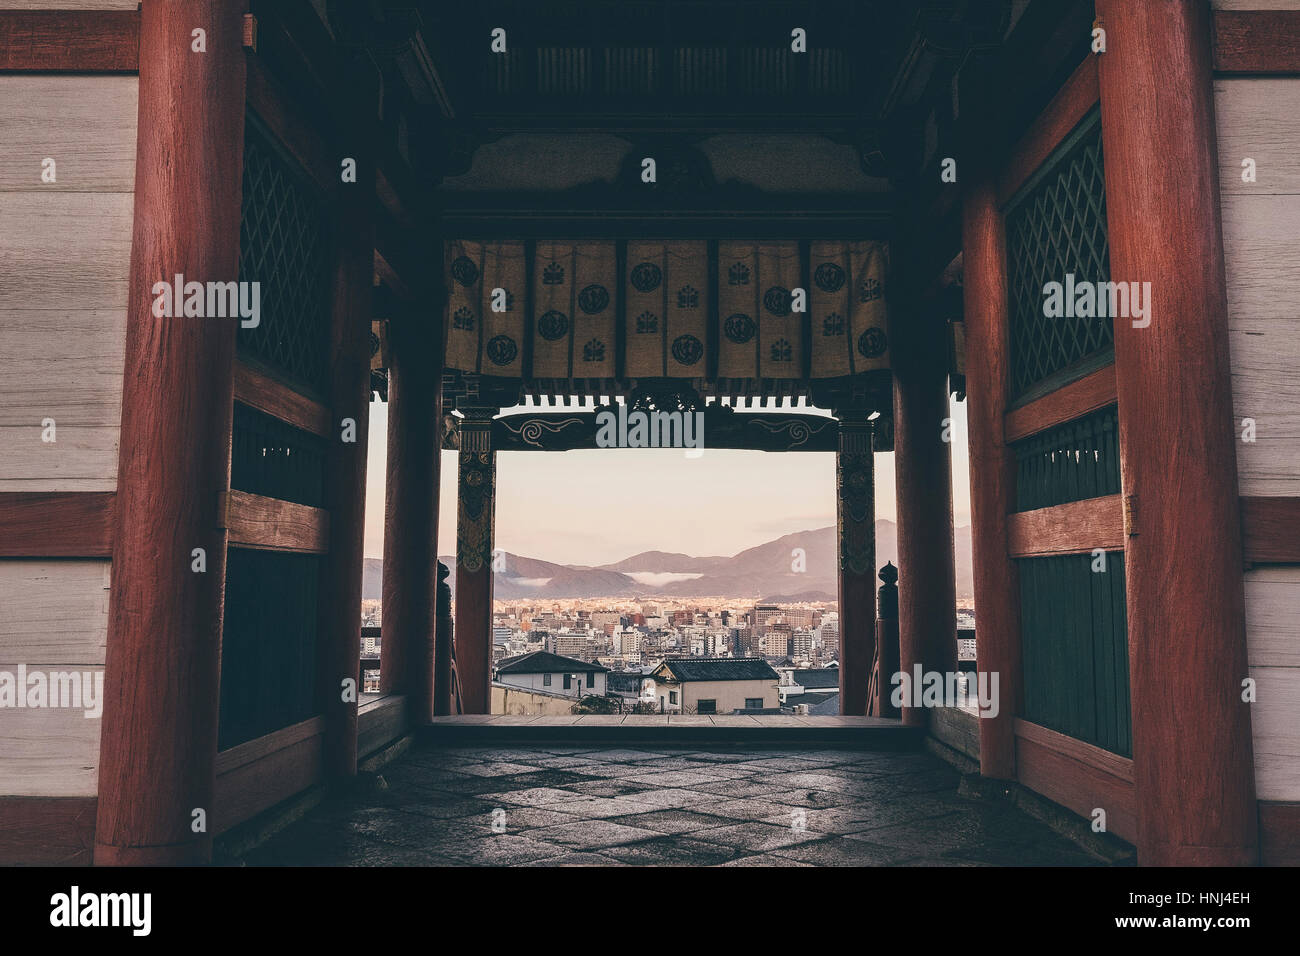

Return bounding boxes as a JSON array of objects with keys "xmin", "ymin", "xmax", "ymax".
[{"xmin": 363, "ymin": 396, "xmax": 971, "ymax": 566}]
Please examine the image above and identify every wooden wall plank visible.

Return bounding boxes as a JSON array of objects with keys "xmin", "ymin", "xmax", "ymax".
[
  {"xmin": 1245, "ymin": 566, "xmax": 1300, "ymax": 667},
  {"xmin": 0, "ymin": 427, "xmax": 120, "ymax": 491},
  {"xmin": 0, "ymin": 311, "xmax": 126, "ymax": 427},
  {"xmin": 1222, "ymin": 194, "xmax": 1300, "ymax": 319},
  {"xmin": 226, "ymin": 489, "xmax": 330, "ymax": 554},
  {"xmin": 0, "ymin": 559, "xmax": 109, "ymax": 664},
  {"xmin": 0, "ymin": 493, "xmax": 113, "ymax": 557},
  {"xmin": 0, "ymin": 681, "xmax": 102, "ymax": 796},
  {"xmin": 1004, "ymin": 365, "xmax": 1116, "ymax": 444},
  {"xmin": 0, "ymin": 9, "xmax": 138, "ymax": 72},
  {"xmin": 0, "ymin": 76, "xmax": 137, "ymax": 191},
  {"xmin": 1215, "ymin": 79, "xmax": 1300, "ymax": 194},
  {"xmin": 0, "ymin": 75, "xmax": 134, "ymax": 493},
  {"xmin": 0, "ymin": 558, "xmax": 107, "ymax": 797},
  {"xmin": 0, "ymin": 796, "xmax": 96, "ymax": 866},
  {"xmin": 0, "ymin": 192, "xmax": 132, "ymax": 312},
  {"xmin": 234, "ymin": 360, "xmax": 332, "ymax": 438},
  {"xmin": 1230, "ymin": 323, "xmax": 1300, "ymax": 495},
  {"xmin": 1214, "ymin": 10, "xmax": 1300, "ymax": 73},
  {"xmin": 1251, "ymin": 665, "xmax": 1300, "ymax": 800},
  {"xmin": 1007, "ymin": 494, "xmax": 1125, "ymax": 557}
]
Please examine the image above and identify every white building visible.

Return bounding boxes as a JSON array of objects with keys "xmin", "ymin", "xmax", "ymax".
[{"xmin": 494, "ymin": 651, "xmax": 608, "ymax": 699}]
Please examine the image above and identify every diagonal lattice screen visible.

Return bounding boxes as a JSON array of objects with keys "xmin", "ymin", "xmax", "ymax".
[
  {"xmin": 1005, "ymin": 113, "xmax": 1112, "ymax": 398},
  {"xmin": 238, "ymin": 117, "xmax": 331, "ymax": 394}
]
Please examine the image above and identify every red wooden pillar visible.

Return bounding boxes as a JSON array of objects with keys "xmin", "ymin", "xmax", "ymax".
[
  {"xmin": 454, "ymin": 408, "xmax": 496, "ymax": 714},
  {"xmin": 95, "ymin": 0, "xmax": 247, "ymax": 865},
  {"xmin": 893, "ymin": 310, "xmax": 958, "ymax": 726},
  {"xmin": 835, "ymin": 412, "xmax": 875, "ymax": 715},
  {"xmin": 317, "ymin": 54, "xmax": 378, "ymax": 780},
  {"xmin": 961, "ymin": 179, "xmax": 1021, "ymax": 780},
  {"xmin": 1096, "ymin": 0, "xmax": 1257, "ymax": 865},
  {"xmin": 379, "ymin": 309, "xmax": 443, "ymax": 723}
]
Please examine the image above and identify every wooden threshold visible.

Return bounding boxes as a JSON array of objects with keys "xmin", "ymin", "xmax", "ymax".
[
  {"xmin": 225, "ymin": 489, "xmax": 330, "ymax": 554},
  {"xmin": 1014, "ymin": 718, "xmax": 1136, "ymax": 843},
  {"xmin": 1241, "ymin": 496, "xmax": 1300, "ymax": 564},
  {"xmin": 1213, "ymin": 11, "xmax": 1300, "ymax": 75},
  {"xmin": 1004, "ymin": 365, "xmax": 1116, "ymax": 444},
  {"xmin": 215, "ymin": 716, "xmax": 324, "ymax": 835},
  {"xmin": 234, "ymin": 360, "xmax": 332, "ymax": 437},
  {"xmin": 0, "ymin": 491, "xmax": 114, "ymax": 557},
  {"xmin": 1007, "ymin": 494, "xmax": 1124, "ymax": 558},
  {"xmin": 0, "ymin": 11, "xmax": 138, "ymax": 73}
]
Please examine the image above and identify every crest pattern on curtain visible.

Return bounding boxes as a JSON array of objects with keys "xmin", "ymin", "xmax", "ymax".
[{"xmin": 443, "ymin": 239, "xmax": 889, "ymax": 381}]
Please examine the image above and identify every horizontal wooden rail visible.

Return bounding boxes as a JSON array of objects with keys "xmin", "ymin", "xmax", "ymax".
[
  {"xmin": 214, "ymin": 716, "xmax": 324, "ymax": 834},
  {"xmin": 225, "ymin": 489, "xmax": 330, "ymax": 554},
  {"xmin": 1004, "ymin": 365, "xmax": 1117, "ymax": 444},
  {"xmin": 1007, "ymin": 494, "xmax": 1124, "ymax": 558},
  {"xmin": 1014, "ymin": 718, "xmax": 1136, "ymax": 842},
  {"xmin": 234, "ymin": 360, "xmax": 332, "ymax": 437},
  {"xmin": 0, "ymin": 796, "xmax": 97, "ymax": 866},
  {"xmin": 1014, "ymin": 718, "xmax": 1133, "ymax": 783},
  {"xmin": 997, "ymin": 55, "xmax": 1099, "ymax": 207},
  {"xmin": 0, "ymin": 492, "xmax": 114, "ymax": 557},
  {"xmin": 0, "ymin": 11, "xmax": 139, "ymax": 73},
  {"xmin": 1213, "ymin": 11, "xmax": 1300, "ymax": 75},
  {"xmin": 358, "ymin": 694, "xmax": 408, "ymax": 761},
  {"xmin": 1241, "ymin": 496, "xmax": 1300, "ymax": 563},
  {"xmin": 1260, "ymin": 802, "xmax": 1300, "ymax": 867}
]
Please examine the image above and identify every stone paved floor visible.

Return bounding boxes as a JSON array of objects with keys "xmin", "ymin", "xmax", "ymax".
[{"xmin": 243, "ymin": 743, "xmax": 1104, "ymax": 866}]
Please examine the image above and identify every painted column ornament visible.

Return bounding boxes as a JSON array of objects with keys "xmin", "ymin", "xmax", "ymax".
[
  {"xmin": 454, "ymin": 407, "xmax": 497, "ymax": 713},
  {"xmin": 836, "ymin": 410, "xmax": 876, "ymax": 715}
]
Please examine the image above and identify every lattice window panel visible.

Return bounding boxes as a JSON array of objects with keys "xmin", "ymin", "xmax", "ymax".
[
  {"xmin": 230, "ymin": 401, "xmax": 327, "ymax": 508},
  {"xmin": 218, "ymin": 548, "xmax": 321, "ymax": 750},
  {"xmin": 238, "ymin": 118, "xmax": 331, "ymax": 394},
  {"xmin": 1012, "ymin": 405, "xmax": 1121, "ymax": 512},
  {"xmin": 1005, "ymin": 115, "xmax": 1112, "ymax": 397}
]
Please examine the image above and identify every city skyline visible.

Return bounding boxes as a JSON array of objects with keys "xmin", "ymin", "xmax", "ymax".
[{"xmin": 363, "ymin": 397, "xmax": 971, "ymax": 565}]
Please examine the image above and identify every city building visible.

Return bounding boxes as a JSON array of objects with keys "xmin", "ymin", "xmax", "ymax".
[
  {"xmin": 495, "ymin": 651, "xmax": 608, "ymax": 699},
  {"xmin": 648, "ymin": 658, "xmax": 781, "ymax": 714}
]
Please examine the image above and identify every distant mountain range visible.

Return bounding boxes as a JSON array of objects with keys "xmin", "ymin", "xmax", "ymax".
[{"xmin": 362, "ymin": 522, "xmax": 973, "ymax": 602}]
